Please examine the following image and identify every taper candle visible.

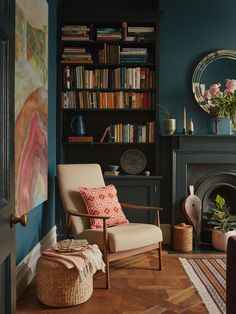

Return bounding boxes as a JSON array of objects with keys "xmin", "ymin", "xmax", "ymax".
[{"xmin": 183, "ymin": 106, "xmax": 186, "ymax": 129}]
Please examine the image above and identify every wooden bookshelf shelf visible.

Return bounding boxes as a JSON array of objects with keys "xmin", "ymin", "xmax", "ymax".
[
  {"xmin": 63, "ymin": 142, "xmax": 155, "ymax": 146},
  {"xmin": 62, "ymin": 108, "xmax": 156, "ymax": 112}
]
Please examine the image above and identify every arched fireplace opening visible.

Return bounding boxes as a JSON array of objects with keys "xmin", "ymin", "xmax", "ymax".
[{"xmin": 195, "ymin": 171, "xmax": 236, "ymax": 244}]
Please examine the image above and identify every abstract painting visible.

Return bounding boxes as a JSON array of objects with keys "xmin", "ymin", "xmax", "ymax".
[{"xmin": 15, "ymin": 0, "xmax": 48, "ymax": 215}]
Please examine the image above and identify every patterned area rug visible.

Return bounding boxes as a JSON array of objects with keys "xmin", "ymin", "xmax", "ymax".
[{"xmin": 179, "ymin": 257, "xmax": 226, "ymax": 314}]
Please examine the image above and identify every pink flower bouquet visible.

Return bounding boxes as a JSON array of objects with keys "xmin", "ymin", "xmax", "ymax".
[{"xmin": 203, "ymin": 79, "xmax": 236, "ymax": 129}]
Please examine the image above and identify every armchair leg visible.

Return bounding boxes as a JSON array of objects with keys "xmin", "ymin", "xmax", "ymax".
[
  {"xmin": 158, "ymin": 242, "xmax": 163, "ymax": 270},
  {"xmin": 105, "ymin": 258, "xmax": 110, "ymax": 289}
]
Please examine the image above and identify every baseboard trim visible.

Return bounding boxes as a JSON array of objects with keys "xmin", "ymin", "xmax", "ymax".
[{"xmin": 16, "ymin": 225, "xmax": 57, "ymax": 299}]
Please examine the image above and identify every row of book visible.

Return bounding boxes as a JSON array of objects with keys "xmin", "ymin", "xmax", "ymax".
[
  {"xmin": 108, "ymin": 121, "xmax": 155, "ymax": 143},
  {"xmin": 63, "ymin": 65, "xmax": 155, "ymax": 89},
  {"xmin": 61, "ymin": 24, "xmax": 155, "ymax": 42},
  {"xmin": 61, "ymin": 91, "xmax": 155, "ymax": 110},
  {"xmin": 62, "ymin": 45, "xmax": 150, "ymax": 64}
]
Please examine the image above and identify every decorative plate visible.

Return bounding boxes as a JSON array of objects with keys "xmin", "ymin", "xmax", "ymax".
[{"xmin": 120, "ymin": 149, "xmax": 147, "ymax": 174}]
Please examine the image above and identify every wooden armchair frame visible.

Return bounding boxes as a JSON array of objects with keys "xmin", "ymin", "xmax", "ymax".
[{"xmin": 66, "ymin": 203, "xmax": 163, "ymax": 289}]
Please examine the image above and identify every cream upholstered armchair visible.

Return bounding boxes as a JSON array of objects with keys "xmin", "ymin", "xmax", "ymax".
[{"xmin": 57, "ymin": 164, "xmax": 163, "ymax": 288}]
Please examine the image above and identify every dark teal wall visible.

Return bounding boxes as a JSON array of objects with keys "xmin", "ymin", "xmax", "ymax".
[
  {"xmin": 159, "ymin": 0, "xmax": 236, "ymax": 134},
  {"xmin": 16, "ymin": 0, "xmax": 59, "ymax": 265}
]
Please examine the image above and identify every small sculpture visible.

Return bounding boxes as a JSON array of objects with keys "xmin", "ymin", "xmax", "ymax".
[{"xmin": 182, "ymin": 185, "xmax": 202, "ymax": 247}]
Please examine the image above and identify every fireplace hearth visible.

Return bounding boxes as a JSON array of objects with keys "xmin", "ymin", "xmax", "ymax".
[{"xmin": 167, "ymin": 135, "xmax": 236, "ymax": 244}]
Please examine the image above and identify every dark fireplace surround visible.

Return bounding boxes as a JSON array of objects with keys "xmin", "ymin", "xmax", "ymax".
[{"xmin": 171, "ymin": 135, "xmax": 236, "ymax": 243}]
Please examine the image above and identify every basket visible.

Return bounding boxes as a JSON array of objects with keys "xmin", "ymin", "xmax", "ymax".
[
  {"xmin": 36, "ymin": 257, "xmax": 93, "ymax": 307},
  {"xmin": 173, "ymin": 223, "xmax": 193, "ymax": 252}
]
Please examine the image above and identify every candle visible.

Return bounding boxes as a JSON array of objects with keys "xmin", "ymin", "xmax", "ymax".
[
  {"xmin": 188, "ymin": 118, "xmax": 194, "ymax": 134},
  {"xmin": 183, "ymin": 106, "xmax": 186, "ymax": 129}
]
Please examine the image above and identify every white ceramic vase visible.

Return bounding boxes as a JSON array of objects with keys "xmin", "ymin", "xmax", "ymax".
[{"xmin": 212, "ymin": 228, "xmax": 236, "ymax": 251}]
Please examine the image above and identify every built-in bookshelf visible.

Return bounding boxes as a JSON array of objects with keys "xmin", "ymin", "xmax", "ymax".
[{"xmin": 58, "ymin": 10, "xmax": 160, "ymax": 175}]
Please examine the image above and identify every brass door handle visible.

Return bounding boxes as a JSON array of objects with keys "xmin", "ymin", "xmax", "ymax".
[{"xmin": 10, "ymin": 214, "xmax": 28, "ymax": 227}]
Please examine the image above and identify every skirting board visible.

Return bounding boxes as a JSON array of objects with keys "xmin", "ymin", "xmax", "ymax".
[{"xmin": 16, "ymin": 225, "xmax": 57, "ymax": 299}]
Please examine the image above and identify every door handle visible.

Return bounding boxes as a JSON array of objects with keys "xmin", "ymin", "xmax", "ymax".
[{"xmin": 10, "ymin": 214, "xmax": 28, "ymax": 227}]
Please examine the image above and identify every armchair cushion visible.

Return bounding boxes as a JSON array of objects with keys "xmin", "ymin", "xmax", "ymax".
[
  {"xmin": 78, "ymin": 184, "xmax": 129, "ymax": 229},
  {"xmin": 78, "ymin": 223, "xmax": 163, "ymax": 253}
]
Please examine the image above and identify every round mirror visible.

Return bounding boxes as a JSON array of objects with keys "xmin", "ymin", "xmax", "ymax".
[{"xmin": 192, "ymin": 49, "xmax": 236, "ymax": 115}]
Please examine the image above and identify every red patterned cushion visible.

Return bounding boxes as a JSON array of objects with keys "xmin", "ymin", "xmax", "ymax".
[{"xmin": 78, "ymin": 184, "xmax": 129, "ymax": 229}]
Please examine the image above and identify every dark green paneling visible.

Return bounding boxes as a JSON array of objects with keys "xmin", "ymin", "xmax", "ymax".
[
  {"xmin": 159, "ymin": 0, "xmax": 236, "ymax": 135},
  {"xmin": 16, "ymin": 0, "xmax": 59, "ymax": 265}
]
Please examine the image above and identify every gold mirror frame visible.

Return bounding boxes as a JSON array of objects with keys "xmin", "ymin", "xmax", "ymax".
[{"xmin": 192, "ymin": 49, "xmax": 236, "ymax": 115}]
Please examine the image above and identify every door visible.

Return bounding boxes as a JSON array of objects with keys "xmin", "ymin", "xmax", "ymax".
[{"xmin": 0, "ymin": 0, "xmax": 16, "ymax": 313}]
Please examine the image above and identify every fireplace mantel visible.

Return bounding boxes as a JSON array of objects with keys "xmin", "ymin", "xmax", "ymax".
[{"xmin": 162, "ymin": 134, "xmax": 236, "ymax": 152}]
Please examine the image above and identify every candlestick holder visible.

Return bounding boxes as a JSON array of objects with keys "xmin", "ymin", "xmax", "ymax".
[{"xmin": 182, "ymin": 128, "xmax": 187, "ymax": 134}]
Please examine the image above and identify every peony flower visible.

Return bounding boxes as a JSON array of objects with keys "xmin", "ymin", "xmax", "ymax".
[
  {"xmin": 203, "ymin": 90, "xmax": 211, "ymax": 99},
  {"xmin": 209, "ymin": 83, "xmax": 221, "ymax": 96},
  {"xmin": 225, "ymin": 79, "xmax": 236, "ymax": 93}
]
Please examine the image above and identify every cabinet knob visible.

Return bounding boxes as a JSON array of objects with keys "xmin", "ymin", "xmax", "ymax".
[{"xmin": 10, "ymin": 214, "xmax": 28, "ymax": 227}]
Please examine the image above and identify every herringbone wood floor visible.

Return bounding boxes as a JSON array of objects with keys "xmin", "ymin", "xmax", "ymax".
[{"xmin": 16, "ymin": 250, "xmax": 225, "ymax": 314}]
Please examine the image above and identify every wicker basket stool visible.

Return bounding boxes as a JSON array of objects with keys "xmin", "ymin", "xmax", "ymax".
[{"xmin": 36, "ymin": 257, "xmax": 93, "ymax": 307}]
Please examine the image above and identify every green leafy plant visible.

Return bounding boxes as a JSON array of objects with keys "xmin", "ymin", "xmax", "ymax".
[{"xmin": 204, "ymin": 194, "xmax": 236, "ymax": 233}]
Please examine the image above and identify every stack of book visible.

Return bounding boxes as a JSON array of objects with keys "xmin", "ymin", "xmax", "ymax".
[
  {"xmin": 61, "ymin": 25, "xmax": 90, "ymax": 41},
  {"xmin": 96, "ymin": 28, "xmax": 122, "ymax": 41},
  {"xmin": 62, "ymin": 47, "xmax": 93, "ymax": 63},
  {"xmin": 127, "ymin": 26, "xmax": 155, "ymax": 42},
  {"xmin": 120, "ymin": 48, "xmax": 148, "ymax": 63}
]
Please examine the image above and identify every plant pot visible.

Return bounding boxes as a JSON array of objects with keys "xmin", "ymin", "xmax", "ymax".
[
  {"xmin": 212, "ymin": 228, "xmax": 236, "ymax": 251},
  {"xmin": 164, "ymin": 119, "xmax": 176, "ymax": 135}
]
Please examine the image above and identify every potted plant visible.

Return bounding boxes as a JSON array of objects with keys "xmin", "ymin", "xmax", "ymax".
[
  {"xmin": 204, "ymin": 194, "xmax": 236, "ymax": 251},
  {"xmin": 158, "ymin": 103, "xmax": 176, "ymax": 135}
]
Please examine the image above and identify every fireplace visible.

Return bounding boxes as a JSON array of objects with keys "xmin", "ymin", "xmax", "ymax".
[{"xmin": 168, "ymin": 135, "xmax": 236, "ymax": 244}]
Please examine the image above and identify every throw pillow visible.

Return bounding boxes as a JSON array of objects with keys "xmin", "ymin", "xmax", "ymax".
[{"xmin": 78, "ymin": 184, "xmax": 129, "ymax": 229}]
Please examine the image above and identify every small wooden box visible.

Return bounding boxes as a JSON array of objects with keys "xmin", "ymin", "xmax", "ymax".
[{"xmin": 173, "ymin": 223, "xmax": 193, "ymax": 252}]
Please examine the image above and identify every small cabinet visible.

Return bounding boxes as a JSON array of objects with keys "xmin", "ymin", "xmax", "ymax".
[{"xmin": 105, "ymin": 175, "xmax": 161, "ymax": 224}]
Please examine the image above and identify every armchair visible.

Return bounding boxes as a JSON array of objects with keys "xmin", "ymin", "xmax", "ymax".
[{"xmin": 57, "ymin": 164, "xmax": 163, "ymax": 288}]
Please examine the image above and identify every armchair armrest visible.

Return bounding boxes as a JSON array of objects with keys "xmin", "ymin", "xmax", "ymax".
[
  {"xmin": 120, "ymin": 203, "xmax": 163, "ymax": 212},
  {"xmin": 120, "ymin": 203, "xmax": 162, "ymax": 228},
  {"xmin": 67, "ymin": 209, "xmax": 110, "ymax": 220}
]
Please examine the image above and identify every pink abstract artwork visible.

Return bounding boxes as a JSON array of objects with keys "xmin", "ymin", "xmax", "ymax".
[{"xmin": 15, "ymin": 0, "xmax": 48, "ymax": 215}]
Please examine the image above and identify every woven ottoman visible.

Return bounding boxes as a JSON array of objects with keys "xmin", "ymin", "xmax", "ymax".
[{"xmin": 36, "ymin": 256, "xmax": 93, "ymax": 307}]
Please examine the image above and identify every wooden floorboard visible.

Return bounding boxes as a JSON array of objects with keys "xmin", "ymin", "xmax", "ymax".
[{"xmin": 16, "ymin": 250, "xmax": 225, "ymax": 314}]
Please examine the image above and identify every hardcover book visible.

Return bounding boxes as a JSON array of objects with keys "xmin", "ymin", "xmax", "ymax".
[{"xmin": 68, "ymin": 136, "xmax": 93, "ymax": 143}]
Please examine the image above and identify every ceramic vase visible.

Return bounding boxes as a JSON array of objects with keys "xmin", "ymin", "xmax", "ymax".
[
  {"xmin": 212, "ymin": 228, "xmax": 236, "ymax": 251},
  {"xmin": 71, "ymin": 115, "xmax": 85, "ymax": 136},
  {"xmin": 164, "ymin": 119, "xmax": 176, "ymax": 135},
  {"xmin": 218, "ymin": 118, "xmax": 232, "ymax": 135}
]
